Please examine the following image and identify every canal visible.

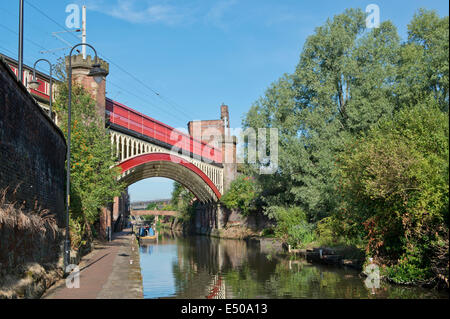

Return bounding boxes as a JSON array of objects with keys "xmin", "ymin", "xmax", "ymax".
[{"xmin": 138, "ymin": 231, "xmax": 448, "ymax": 299}]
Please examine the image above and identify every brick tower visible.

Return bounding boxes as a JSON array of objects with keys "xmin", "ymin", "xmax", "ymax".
[
  {"xmin": 187, "ymin": 104, "xmax": 237, "ymax": 192},
  {"xmin": 65, "ymin": 54, "xmax": 109, "ymax": 122}
]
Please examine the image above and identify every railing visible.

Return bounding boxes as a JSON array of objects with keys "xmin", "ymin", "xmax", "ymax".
[{"xmin": 106, "ymin": 98, "xmax": 222, "ymax": 163}]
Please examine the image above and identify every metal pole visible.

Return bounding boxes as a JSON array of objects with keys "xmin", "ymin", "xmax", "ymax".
[
  {"xmin": 49, "ymin": 68, "xmax": 52, "ymax": 118},
  {"xmin": 65, "ymin": 54, "xmax": 72, "ymax": 271},
  {"xmin": 18, "ymin": 0, "xmax": 24, "ymax": 83},
  {"xmin": 65, "ymin": 43, "xmax": 100, "ymax": 272},
  {"xmin": 82, "ymin": 6, "xmax": 87, "ymax": 59}
]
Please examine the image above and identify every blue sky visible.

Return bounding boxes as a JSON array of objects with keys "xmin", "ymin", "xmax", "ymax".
[{"xmin": 1, "ymin": 0, "xmax": 448, "ymax": 202}]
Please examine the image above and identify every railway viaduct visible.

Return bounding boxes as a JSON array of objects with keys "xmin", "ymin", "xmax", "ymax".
[{"xmin": 68, "ymin": 54, "xmax": 238, "ymax": 234}]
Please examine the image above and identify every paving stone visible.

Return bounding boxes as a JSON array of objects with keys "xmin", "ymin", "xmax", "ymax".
[{"xmin": 43, "ymin": 228, "xmax": 143, "ymax": 299}]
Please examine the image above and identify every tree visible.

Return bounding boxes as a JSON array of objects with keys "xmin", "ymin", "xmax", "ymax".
[
  {"xmin": 241, "ymin": 8, "xmax": 449, "ymax": 287},
  {"xmin": 146, "ymin": 202, "xmax": 159, "ymax": 210},
  {"xmin": 266, "ymin": 206, "xmax": 315, "ymax": 248},
  {"xmin": 243, "ymin": 8, "xmax": 401, "ymax": 221},
  {"xmin": 54, "ymin": 80, "xmax": 124, "ymax": 247},
  {"xmin": 396, "ymin": 9, "xmax": 449, "ymax": 110},
  {"xmin": 169, "ymin": 182, "xmax": 195, "ymax": 221}
]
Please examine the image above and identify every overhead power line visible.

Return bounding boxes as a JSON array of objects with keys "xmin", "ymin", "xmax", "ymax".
[
  {"xmin": 23, "ymin": 0, "xmax": 205, "ymax": 125},
  {"xmin": 107, "ymin": 80, "xmax": 190, "ymax": 127},
  {"xmin": 25, "ymin": 0, "xmax": 76, "ymax": 37},
  {"xmin": 0, "ymin": 22, "xmax": 57, "ymax": 57},
  {"xmin": 101, "ymin": 54, "xmax": 202, "ymax": 121},
  {"xmin": 0, "ymin": 45, "xmax": 53, "ymax": 75}
]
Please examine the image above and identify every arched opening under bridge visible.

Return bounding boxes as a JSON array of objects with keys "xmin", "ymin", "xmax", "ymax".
[{"xmin": 118, "ymin": 153, "xmax": 222, "ymax": 203}]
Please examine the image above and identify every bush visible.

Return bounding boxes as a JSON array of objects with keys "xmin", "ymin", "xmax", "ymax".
[
  {"xmin": 336, "ymin": 102, "xmax": 449, "ymax": 285},
  {"xmin": 315, "ymin": 216, "xmax": 340, "ymax": 246},
  {"xmin": 266, "ymin": 206, "xmax": 316, "ymax": 248},
  {"xmin": 260, "ymin": 228, "xmax": 275, "ymax": 237},
  {"xmin": 384, "ymin": 251, "xmax": 432, "ymax": 285},
  {"xmin": 220, "ymin": 176, "xmax": 260, "ymax": 216}
]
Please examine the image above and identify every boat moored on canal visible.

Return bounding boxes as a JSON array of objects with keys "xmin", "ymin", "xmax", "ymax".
[{"xmin": 137, "ymin": 225, "xmax": 157, "ymax": 244}]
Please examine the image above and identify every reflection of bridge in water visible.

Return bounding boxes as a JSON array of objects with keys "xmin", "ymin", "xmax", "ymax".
[
  {"xmin": 206, "ymin": 275, "xmax": 226, "ymax": 299},
  {"xmin": 171, "ymin": 235, "xmax": 273, "ymax": 299},
  {"xmin": 138, "ymin": 232, "xmax": 240, "ymax": 299}
]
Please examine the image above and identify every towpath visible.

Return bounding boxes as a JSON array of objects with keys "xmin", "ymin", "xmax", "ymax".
[{"xmin": 43, "ymin": 228, "xmax": 143, "ymax": 299}]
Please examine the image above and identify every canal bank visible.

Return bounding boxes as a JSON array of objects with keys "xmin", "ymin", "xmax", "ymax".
[{"xmin": 43, "ymin": 228, "xmax": 143, "ymax": 299}]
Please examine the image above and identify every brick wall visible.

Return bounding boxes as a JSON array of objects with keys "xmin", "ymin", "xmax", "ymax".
[
  {"xmin": 188, "ymin": 119, "xmax": 225, "ymax": 141},
  {"xmin": 0, "ymin": 58, "xmax": 66, "ymax": 227}
]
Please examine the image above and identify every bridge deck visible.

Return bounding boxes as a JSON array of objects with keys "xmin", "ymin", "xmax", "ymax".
[{"xmin": 106, "ymin": 98, "xmax": 222, "ymax": 163}]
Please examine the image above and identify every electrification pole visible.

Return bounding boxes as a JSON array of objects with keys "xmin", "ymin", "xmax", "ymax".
[{"xmin": 18, "ymin": 0, "xmax": 24, "ymax": 83}]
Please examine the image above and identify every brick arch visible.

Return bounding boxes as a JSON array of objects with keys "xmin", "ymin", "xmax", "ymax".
[{"xmin": 118, "ymin": 153, "xmax": 221, "ymax": 203}]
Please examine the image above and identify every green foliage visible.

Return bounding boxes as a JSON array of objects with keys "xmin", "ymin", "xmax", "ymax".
[
  {"xmin": 167, "ymin": 216, "xmax": 175, "ymax": 223},
  {"xmin": 145, "ymin": 202, "xmax": 159, "ymax": 210},
  {"xmin": 220, "ymin": 175, "xmax": 260, "ymax": 216},
  {"xmin": 260, "ymin": 227, "xmax": 275, "ymax": 238},
  {"xmin": 396, "ymin": 9, "xmax": 449, "ymax": 110},
  {"xmin": 162, "ymin": 203, "xmax": 176, "ymax": 211},
  {"xmin": 240, "ymin": 7, "xmax": 448, "ymax": 286},
  {"xmin": 384, "ymin": 251, "xmax": 433, "ymax": 285},
  {"xmin": 243, "ymin": 9, "xmax": 402, "ymax": 222},
  {"xmin": 266, "ymin": 206, "xmax": 316, "ymax": 248},
  {"xmin": 336, "ymin": 102, "xmax": 448, "ymax": 284},
  {"xmin": 141, "ymin": 215, "xmax": 156, "ymax": 223},
  {"xmin": 170, "ymin": 182, "xmax": 195, "ymax": 222},
  {"xmin": 315, "ymin": 216, "xmax": 343, "ymax": 246},
  {"xmin": 54, "ymin": 80, "xmax": 124, "ymax": 246}
]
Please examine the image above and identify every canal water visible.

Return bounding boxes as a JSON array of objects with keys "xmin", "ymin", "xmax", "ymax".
[{"xmin": 138, "ymin": 231, "xmax": 448, "ymax": 299}]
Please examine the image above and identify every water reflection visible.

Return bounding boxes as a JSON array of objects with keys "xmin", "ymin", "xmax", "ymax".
[{"xmin": 139, "ymin": 231, "xmax": 448, "ymax": 299}]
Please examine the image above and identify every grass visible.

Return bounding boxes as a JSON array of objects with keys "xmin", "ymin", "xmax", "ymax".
[
  {"xmin": 0, "ymin": 187, "xmax": 63, "ymax": 298},
  {"xmin": 0, "ymin": 187, "xmax": 59, "ymax": 238}
]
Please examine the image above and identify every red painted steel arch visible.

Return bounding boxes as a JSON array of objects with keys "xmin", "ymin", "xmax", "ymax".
[{"xmin": 118, "ymin": 153, "xmax": 221, "ymax": 200}]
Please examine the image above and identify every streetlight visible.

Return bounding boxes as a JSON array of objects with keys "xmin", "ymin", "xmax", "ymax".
[
  {"xmin": 29, "ymin": 59, "xmax": 53, "ymax": 118},
  {"xmin": 64, "ymin": 43, "xmax": 108, "ymax": 272},
  {"xmin": 18, "ymin": 0, "xmax": 24, "ymax": 84}
]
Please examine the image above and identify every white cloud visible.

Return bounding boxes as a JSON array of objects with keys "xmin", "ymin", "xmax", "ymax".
[
  {"xmin": 80, "ymin": 0, "xmax": 242, "ymax": 30},
  {"xmin": 83, "ymin": 0, "xmax": 190, "ymax": 25}
]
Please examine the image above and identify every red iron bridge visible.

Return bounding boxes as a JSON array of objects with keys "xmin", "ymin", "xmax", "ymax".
[{"xmin": 106, "ymin": 98, "xmax": 225, "ymax": 203}]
